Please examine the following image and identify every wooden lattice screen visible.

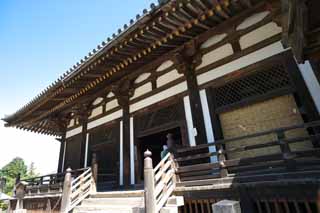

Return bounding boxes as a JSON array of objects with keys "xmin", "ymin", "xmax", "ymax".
[{"xmin": 214, "ymin": 64, "xmax": 291, "ymax": 111}]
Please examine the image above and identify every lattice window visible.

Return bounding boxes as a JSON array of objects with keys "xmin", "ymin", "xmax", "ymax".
[
  {"xmin": 90, "ymin": 124, "xmax": 118, "ymax": 146},
  {"xmin": 214, "ymin": 64, "xmax": 291, "ymax": 109}
]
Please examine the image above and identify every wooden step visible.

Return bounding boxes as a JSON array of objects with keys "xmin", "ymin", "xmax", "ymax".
[
  {"xmin": 90, "ymin": 190, "xmax": 144, "ymax": 198},
  {"xmin": 81, "ymin": 197, "xmax": 144, "ymax": 207},
  {"xmin": 73, "ymin": 205, "xmax": 144, "ymax": 213}
]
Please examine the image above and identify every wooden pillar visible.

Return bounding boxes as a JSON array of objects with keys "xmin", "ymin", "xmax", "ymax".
[
  {"xmin": 113, "ymin": 79, "xmax": 134, "ymax": 187},
  {"xmin": 54, "ymin": 117, "xmax": 68, "ymax": 173},
  {"xmin": 57, "ymin": 133, "xmax": 66, "ymax": 173},
  {"xmin": 122, "ymin": 99, "xmax": 131, "ymax": 187},
  {"xmin": 174, "ymin": 42, "xmax": 207, "ymax": 145},
  {"xmin": 79, "ymin": 110, "xmax": 89, "ymax": 168}
]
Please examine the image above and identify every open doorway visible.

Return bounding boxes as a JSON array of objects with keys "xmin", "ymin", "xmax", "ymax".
[{"xmin": 137, "ymin": 127, "xmax": 182, "ymax": 180}]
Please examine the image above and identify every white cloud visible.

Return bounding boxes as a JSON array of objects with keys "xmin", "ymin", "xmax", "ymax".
[{"xmin": 0, "ymin": 121, "xmax": 60, "ymax": 175}]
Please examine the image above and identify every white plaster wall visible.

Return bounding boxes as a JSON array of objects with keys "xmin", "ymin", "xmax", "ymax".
[
  {"xmin": 119, "ymin": 121, "xmax": 123, "ymax": 186},
  {"xmin": 89, "ymin": 106, "xmax": 103, "ymax": 119},
  {"xmin": 200, "ymin": 90, "xmax": 217, "ymax": 162},
  {"xmin": 239, "ymin": 22, "xmax": 282, "ymax": 49},
  {"xmin": 156, "ymin": 60, "xmax": 174, "ymax": 72},
  {"xmin": 196, "ymin": 44, "xmax": 234, "ymax": 70},
  {"xmin": 67, "ymin": 119, "xmax": 75, "ymax": 128},
  {"xmin": 200, "ymin": 33, "xmax": 227, "ymax": 49},
  {"xmin": 131, "ymin": 82, "xmax": 153, "ymax": 100},
  {"xmin": 105, "ymin": 99, "xmax": 119, "ymax": 111},
  {"xmin": 197, "ymin": 42, "xmax": 287, "ymax": 85},
  {"xmin": 61, "ymin": 142, "xmax": 66, "ymax": 172},
  {"xmin": 87, "ymin": 110, "xmax": 123, "ymax": 130},
  {"xmin": 107, "ymin": 92, "xmax": 115, "ymax": 98},
  {"xmin": 130, "ymin": 81, "xmax": 188, "ymax": 113},
  {"xmin": 84, "ymin": 133, "xmax": 89, "ymax": 168},
  {"xmin": 66, "ymin": 126, "xmax": 82, "ymax": 138},
  {"xmin": 298, "ymin": 61, "xmax": 320, "ymax": 114},
  {"xmin": 236, "ymin": 11, "xmax": 270, "ymax": 31},
  {"xmin": 130, "ymin": 117, "xmax": 135, "ymax": 185},
  {"xmin": 156, "ymin": 69, "xmax": 183, "ymax": 87},
  {"xmin": 134, "ymin": 73, "xmax": 151, "ymax": 84},
  {"xmin": 183, "ymin": 96, "xmax": 196, "ymax": 147},
  {"xmin": 92, "ymin": 97, "xmax": 103, "ymax": 106}
]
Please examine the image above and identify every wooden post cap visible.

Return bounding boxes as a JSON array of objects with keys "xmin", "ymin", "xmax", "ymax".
[
  {"xmin": 66, "ymin": 168, "xmax": 72, "ymax": 173},
  {"xmin": 144, "ymin": 149, "xmax": 152, "ymax": 158}
]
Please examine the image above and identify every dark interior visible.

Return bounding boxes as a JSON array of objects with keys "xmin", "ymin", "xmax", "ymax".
[{"xmin": 138, "ymin": 127, "xmax": 182, "ymax": 179}]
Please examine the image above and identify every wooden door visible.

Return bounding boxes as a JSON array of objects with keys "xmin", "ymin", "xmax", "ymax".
[{"xmin": 88, "ymin": 123, "xmax": 120, "ymax": 188}]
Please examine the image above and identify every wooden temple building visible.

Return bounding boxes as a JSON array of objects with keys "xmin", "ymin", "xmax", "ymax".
[{"xmin": 3, "ymin": 0, "xmax": 320, "ymax": 212}]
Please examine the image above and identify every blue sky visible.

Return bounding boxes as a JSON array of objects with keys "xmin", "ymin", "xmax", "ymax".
[{"xmin": 0, "ymin": 0, "xmax": 155, "ymax": 174}]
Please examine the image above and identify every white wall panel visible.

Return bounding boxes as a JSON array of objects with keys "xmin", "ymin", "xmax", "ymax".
[
  {"xmin": 298, "ymin": 61, "xmax": 320, "ymax": 114},
  {"xmin": 66, "ymin": 126, "xmax": 82, "ymax": 138},
  {"xmin": 131, "ymin": 82, "xmax": 153, "ymax": 100},
  {"xmin": 239, "ymin": 22, "xmax": 282, "ymax": 49},
  {"xmin": 236, "ymin": 11, "xmax": 270, "ymax": 30},
  {"xmin": 200, "ymin": 90, "xmax": 217, "ymax": 162},
  {"xmin": 197, "ymin": 44, "xmax": 233, "ymax": 70},
  {"xmin": 197, "ymin": 42, "xmax": 287, "ymax": 86},
  {"xmin": 183, "ymin": 96, "xmax": 196, "ymax": 147},
  {"xmin": 156, "ymin": 69, "xmax": 183, "ymax": 87},
  {"xmin": 130, "ymin": 81, "xmax": 188, "ymax": 113},
  {"xmin": 119, "ymin": 121, "xmax": 123, "ymax": 186},
  {"xmin": 87, "ymin": 110, "xmax": 123, "ymax": 130},
  {"xmin": 130, "ymin": 117, "xmax": 135, "ymax": 185},
  {"xmin": 89, "ymin": 106, "xmax": 103, "ymax": 119},
  {"xmin": 105, "ymin": 99, "xmax": 119, "ymax": 112}
]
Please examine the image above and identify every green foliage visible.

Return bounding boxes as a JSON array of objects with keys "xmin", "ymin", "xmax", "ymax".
[
  {"xmin": 0, "ymin": 201, "xmax": 8, "ymax": 210},
  {"xmin": 0, "ymin": 157, "xmax": 27, "ymax": 196},
  {"xmin": 26, "ymin": 162, "xmax": 39, "ymax": 179},
  {"xmin": 0, "ymin": 158, "xmax": 38, "ymax": 196}
]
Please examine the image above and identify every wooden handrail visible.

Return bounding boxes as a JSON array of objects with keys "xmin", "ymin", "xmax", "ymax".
[
  {"xmin": 60, "ymin": 167, "xmax": 96, "ymax": 213},
  {"xmin": 175, "ymin": 120, "xmax": 320, "ymax": 183},
  {"xmin": 177, "ymin": 120, "xmax": 320, "ymax": 153},
  {"xmin": 144, "ymin": 150, "xmax": 177, "ymax": 213}
]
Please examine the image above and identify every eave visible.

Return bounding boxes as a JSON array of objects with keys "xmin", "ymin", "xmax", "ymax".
[{"xmin": 3, "ymin": 0, "xmax": 273, "ymax": 135}]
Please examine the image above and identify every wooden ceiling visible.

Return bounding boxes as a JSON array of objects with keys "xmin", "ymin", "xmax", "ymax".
[{"xmin": 3, "ymin": 0, "xmax": 287, "ymax": 136}]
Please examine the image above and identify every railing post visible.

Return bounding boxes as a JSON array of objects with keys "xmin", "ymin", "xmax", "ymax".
[
  {"xmin": 218, "ymin": 146, "xmax": 228, "ymax": 178},
  {"xmin": 60, "ymin": 168, "xmax": 72, "ymax": 213},
  {"xmin": 144, "ymin": 150, "xmax": 156, "ymax": 213},
  {"xmin": 170, "ymin": 154, "xmax": 180, "ymax": 183},
  {"xmin": 276, "ymin": 131, "xmax": 296, "ymax": 170}
]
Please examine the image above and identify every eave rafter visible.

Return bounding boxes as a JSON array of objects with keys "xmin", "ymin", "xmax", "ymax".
[{"xmin": 5, "ymin": 0, "xmax": 270, "ymax": 135}]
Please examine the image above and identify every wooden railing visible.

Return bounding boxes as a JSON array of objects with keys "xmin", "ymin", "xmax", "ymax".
[
  {"xmin": 20, "ymin": 168, "xmax": 87, "ymax": 196},
  {"xmin": 60, "ymin": 167, "xmax": 96, "ymax": 213},
  {"xmin": 175, "ymin": 121, "xmax": 320, "ymax": 185},
  {"xmin": 144, "ymin": 150, "xmax": 178, "ymax": 213},
  {"xmin": 69, "ymin": 168, "xmax": 95, "ymax": 210}
]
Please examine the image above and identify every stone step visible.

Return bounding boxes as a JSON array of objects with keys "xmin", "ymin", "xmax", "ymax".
[
  {"xmin": 81, "ymin": 197, "xmax": 144, "ymax": 207},
  {"xmin": 90, "ymin": 190, "xmax": 144, "ymax": 198},
  {"xmin": 73, "ymin": 205, "xmax": 144, "ymax": 213}
]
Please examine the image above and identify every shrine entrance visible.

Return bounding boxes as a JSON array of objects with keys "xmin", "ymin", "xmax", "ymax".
[
  {"xmin": 137, "ymin": 127, "xmax": 182, "ymax": 181},
  {"xmin": 133, "ymin": 101, "xmax": 188, "ymax": 183},
  {"xmin": 87, "ymin": 123, "xmax": 120, "ymax": 191}
]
